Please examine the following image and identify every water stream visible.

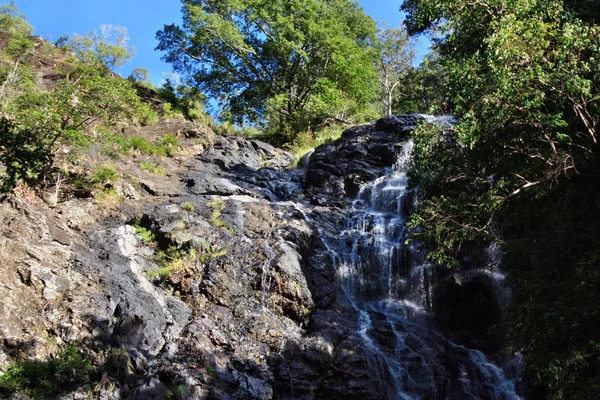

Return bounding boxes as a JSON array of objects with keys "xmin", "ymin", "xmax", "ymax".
[{"xmin": 319, "ymin": 140, "xmax": 521, "ymax": 399}]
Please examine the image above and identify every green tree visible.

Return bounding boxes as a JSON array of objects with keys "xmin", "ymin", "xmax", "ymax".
[
  {"xmin": 0, "ymin": 1, "xmax": 34, "ymax": 59},
  {"xmin": 66, "ymin": 24, "xmax": 135, "ymax": 70},
  {"xmin": 0, "ymin": 61, "xmax": 147, "ymax": 193},
  {"xmin": 376, "ymin": 23, "xmax": 414, "ymax": 117},
  {"xmin": 156, "ymin": 0, "xmax": 378, "ymax": 142},
  {"xmin": 0, "ymin": 118, "xmax": 51, "ymax": 194},
  {"xmin": 0, "ymin": 1, "xmax": 32, "ymax": 35},
  {"xmin": 128, "ymin": 67, "xmax": 155, "ymax": 89},
  {"xmin": 402, "ymin": 0, "xmax": 600, "ymax": 264},
  {"xmin": 402, "ymin": 0, "xmax": 600, "ymax": 397},
  {"xmin": 392, "ymin": 51, "xmax": 448, "ymax": 115}
]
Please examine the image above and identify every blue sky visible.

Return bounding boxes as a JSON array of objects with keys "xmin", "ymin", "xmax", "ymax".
[{"xmin": 15, "ymin": 0, "xmax": 428, "ymax": 85}]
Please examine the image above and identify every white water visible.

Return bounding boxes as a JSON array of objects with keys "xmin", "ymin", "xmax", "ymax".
[{"xmin": 318, "ymin": 140, "xmax": 521, "ymax": 399}]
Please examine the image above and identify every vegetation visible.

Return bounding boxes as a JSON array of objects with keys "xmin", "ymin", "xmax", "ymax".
[
  {"xmin": 377, "ymin": 23, "xmax": 413, "ymax": 117},
  {"xmin": 392, "ymin": 52, "xmax": 448, "ymax": 115},
  {"xmin": 92, "ymin": 163, "xmax": 119, "ymax": 185},
  {"xmin": 140, "ymin": 160, "xmax": 166, "ymax": 176},
  {"xmin": 157, "ymin": 0, "xmax": 379, "ymax": 143},
  {"xmin": 59, "ymin": 24, "xmax": 135, "ymax": 69},
  {"xmin": 207, "ymin": 198, "xmax": 228, "ymax": 229},
  {"xmin": 181, "ymin": 201, "xmax": 195, "ymax": 212},
  {"xmin": 133, "ymin": 218, "xmax": 226, "ymax": 293},
  {"xmin": 402, "ymin": 0, "xmax": 600, "ymax": 396},
  {"xmin": 0, "ymin": 3, "xmax": 163, "ymax": 197},
  {"xmin": 0, "ymin": 345, "xmax": 94, "ymax": 399}
]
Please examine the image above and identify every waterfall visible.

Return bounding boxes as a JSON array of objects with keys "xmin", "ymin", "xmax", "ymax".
[{"xmin": 319, "ymin": 140, "xmax": 521, "ymax": 399}]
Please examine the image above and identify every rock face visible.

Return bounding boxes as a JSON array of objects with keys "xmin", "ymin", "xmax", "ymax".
[
  {"xmin": 0, "ymin": 116, "xmax": 514, "ymax": 399},
  {"xmin": 305, "ymin": 115, "xmax": 418, "ymax": 198}
]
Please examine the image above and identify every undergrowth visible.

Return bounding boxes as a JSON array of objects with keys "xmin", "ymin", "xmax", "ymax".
[{"xmin": 0, "ymin": 345, "xmax": 94, "ymax": 399}]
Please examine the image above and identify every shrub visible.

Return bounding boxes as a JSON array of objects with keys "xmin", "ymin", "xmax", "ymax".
[
  {"xmin": 157, "ymin": 134, "xmax": 179, "ymax": 157},
  {"xmin": 4, "ymin": 33, "xmax": 34, "ymax": 59},
  {"xmin": 92, "ymin": 163, "xmax": 119, "ymax": 185},
  {"xmin": 0, "ymin": 345, "xmax": 94, "ymax": 399},
  {"xmin": 0, "ymin": 118, "xmax": 51, "ymax": 194},
  {"xmin": 126, "ymin": 136, "xmax": 156, "ymax": 155},
  {"xmin": 134, "ymin": 225, "xmax": 156, "ymax": 246}
]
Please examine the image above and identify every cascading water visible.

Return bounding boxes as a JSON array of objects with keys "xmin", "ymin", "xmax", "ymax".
[{"xmin": 320, "ymin": 139, "xmax": 521, "ymax": 399}]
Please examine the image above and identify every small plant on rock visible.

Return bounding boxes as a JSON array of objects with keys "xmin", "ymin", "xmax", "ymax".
[
  {"xmin": 92, "ymin": 163, "xmax": 119, "ymax": 185},
  {"xmin": 140, "ymin": 160, "xmax": 166, "ymax": 176},
  {"xmin": 181, "ymin": 201, "xmax": 195, "ymax": 212},
  {"xmin": 207, "ymin": 198, "xmax": 228, "ymax": 229}
]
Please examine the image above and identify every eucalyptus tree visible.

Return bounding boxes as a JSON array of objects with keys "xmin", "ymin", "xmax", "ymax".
[
  {"xmin": 156, "ymin": 0, "xmax": 379, "ymax": 141},
  {"xmin": 376, "ymin": 23, "xmax": 413, "ymax": 117}
]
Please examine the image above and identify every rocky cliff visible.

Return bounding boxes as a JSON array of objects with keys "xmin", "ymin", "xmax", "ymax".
[{"xmin": 0, "ymin": 116, "xmax": 518, "ymax": 399}]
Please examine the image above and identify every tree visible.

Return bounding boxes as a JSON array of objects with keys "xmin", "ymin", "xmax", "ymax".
[
  {"xmin": 401, "ymin": 0, "xmax": 600, "ymax": 397},
  {"xmin": 0, "ymin": 1, "xmax": 34, "ymax": 59},
  {"xmin": 66, "ymin": 24, "xmax": 135, "ymax": 70},
  {"xmin": 128, "ymin": 67, "xmax": 155, "ymax": 89},
  {"xmin": 392, "ymin": 51, "xmax": 448, "ymax": 115},
  {"xmin": 402, "ymin": 0, "xmax": 600, "ymax": 263},
  {"xmin": 0, "ymin": 1, "xmax": 32, "ymax": 35},
  {"xmin": 376, "ymin": 23, "xmax": 413, "ymax": 117},
  {"xmin": 0, "ymin": 61, "xmax": 148, "ymax": 193},
  {"xmin": 156, "ymin": 0, "xmax": 378, "ymax": 141},
  {"xmin": 0, "ymin": 118, "xmax": 51, "ymax": 194}
]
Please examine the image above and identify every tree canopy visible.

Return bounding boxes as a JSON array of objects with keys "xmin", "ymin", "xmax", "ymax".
[
  {"xmin": 60, "ymin": 24, "xmax": 135, "ymax": 70},
  {"xmin": 156, "ymin": 0, "xmax": 379, "ymax": 141},
  {"xmin": 0, "ymin": 1, "xmax": 32, "ymax": 36},
  {"xmin": 402, "ymin": 0, "xmax": 600, "ymax": 397}
]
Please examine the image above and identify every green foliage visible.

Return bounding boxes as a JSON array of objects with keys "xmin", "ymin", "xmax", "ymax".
[
  {"xmin": 181, "ymin": 201, "xmax": 195, "ymax": 212},
  {"xmin": 156, "ymin": 0, "xmax": 379, "ymax": 142},
  {"xmin": 95, "ymin": 187, "xmax": 123, "ymax": 206},
  {"xmin": 10, "ymin": 62, "xmax": 142, "ymax": 136},
  {"xmin": 165, "ymin": 383, "xmax": 185, "ymax": 400},
  {"xmin": 157, "ymin": 134, "xmax": 179, "ymax": 156},
  {"xmin": 64, "ymin": 24, "xmax": 134, "ymax": 70},
  {"xmin": 128, "ymin": 67, "xmax": 155, "ymax": 90},
  {"xmin": 0, "ymin": 345, "xmax": 94, "ymax": 399},
  {"xmin": 0, "ymin": 61, "xmax": 37, "ymax": 105},
  {"xmin": 0, "ymin": 118, "xmax": 51, "ymax": 194},
  {"xmin": 0, "ymin": 1, "xmax": 32, "ymax": 36},
  {"xmin": 92, "ymin": 163, "xmax": 119, "ymax": 185},
  {"xmin": 126, "ymin": 136, "xmax": 156, "ymax": 155},
  {"xmin": 284, "ymin": 123, "xmax": 345, "ymax": 165},
  {"xmin": 140, "ymin": 160, "xmax": 166, "ymax": 176},
  {"xmin": 501, "ymin": 177, "xmax": 600, "ymax": 399},
  {"xmin": 119, "ymin": 135, "xmax": 179, "ymax": 157},
  {"xmin": 1, "ymin": 61, "xmax": 149, "ymax": 192},
  {"xmin": 208, "ymin": 198, "xmax": 227, "ymax": 229},
  {"xmin": 0, "ymin": 1, "xmax": 34, "ymax": 60},
  {"xmin": 206, "ymin": 199, "xmax": 237, "ymax": 233},
  {"xmin": 393, "ymin": 52, "xmax": 448, "ymax": 114},
  {"xmin": 134, "ymin": 225, "xmax": 156, "ymax": 246},
  {"xmin": 3, "ymin": 33, "xmax": 34, "ymax": 59},
  {"xmin": 402, "ymin": 0, "xmax": 600, "ymax": 396},
  {"xmin": 403, "ymin": 0, "xmax": 600, "ymax": 264},
  {"xmin": 136, "ymin": 102, "xmax": 159, "ymax": 126},
  {"xmin": 156, "ymin": 77, "xmax": 212, "ymax": 125}
]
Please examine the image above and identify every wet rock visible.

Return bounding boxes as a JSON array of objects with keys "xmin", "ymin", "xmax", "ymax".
[{"xmin": 305, "ymin": 115, "xmax": 419, "ymax": 198}]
